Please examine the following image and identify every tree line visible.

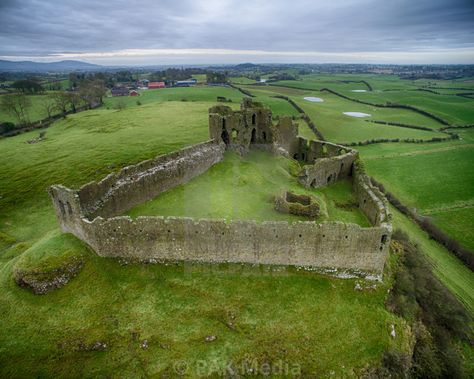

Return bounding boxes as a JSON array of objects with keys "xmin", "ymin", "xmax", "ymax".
[{"xmin": 1, "ymin": 78, "xmax": 106, "ymax": 133}]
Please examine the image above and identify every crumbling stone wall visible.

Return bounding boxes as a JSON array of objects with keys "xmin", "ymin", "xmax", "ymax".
[
  {"xmin": 77, "ymin": 140, "xmax": 225, "ymax": 219},
  {"xmin": 76, "ymin": 216, "xmax": 389, "ymax": 275},
  {"xmin": 209, "ymin": 99, "xmax": 274, "ymax": 154},
  {"xmin": 49, "ymin": 99, "xmax": 392, "ymax": 278},
  {"xmin": 275, "ymin": 191, "xmax": 320, "ymax": 218}
]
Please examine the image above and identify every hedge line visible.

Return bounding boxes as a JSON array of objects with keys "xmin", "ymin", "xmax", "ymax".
[
  {"xmin": 441, "ymin": 124, "xmax": 474, "ymax": 131},
  {"xmin": 366, "ymin": 119, "xmax": 435, "ymax": 132},
  {"xmin": 0, "ymin": 103, "xmax": 97, "ymax": 137},
  {"xmin": 370, "ymin": 177, "xmax": 474, "ymax": 271},
  {"xmin": 340, "ymin": 134, "xmax": 458, "ymax": 146},
  {"xmin": 339, "ymin": 80, "xmax": 373, "ymax": 91},
  {"xmin": 271, "ymin": 95, "xmax": 326, "ymax": 140},
  {"xmin": 228, "ymin": 83, "xmax": 255, "ymax": 98},
  {"xmin": 320, "ymin": 88, "xmax": 451, "ymax": 126}
]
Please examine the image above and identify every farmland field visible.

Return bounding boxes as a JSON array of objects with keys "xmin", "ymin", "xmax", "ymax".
[
  {"xmin": 0, "ymin": 95, "xmax": 409, "ymax": 377},
  {"xmin": 1, "ymin": 74, "xmax": 473, "ymax": 377}
]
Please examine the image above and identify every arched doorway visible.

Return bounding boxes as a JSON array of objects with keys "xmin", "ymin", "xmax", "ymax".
[
  {"xmin": 221, "ymin": 128, "xmax": 230, "ymax": 145},
  {"xmin": 251, "ymin": 128, "xmax": 257, "ymax": 143}
]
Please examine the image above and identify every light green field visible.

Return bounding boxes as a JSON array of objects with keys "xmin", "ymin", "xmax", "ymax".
[
  {"xmin": 0, "ymin": 92, "xmax": 65, "ymax": 124},
  {"xmin": 0, "ymin": 98, "xmax": 409, "ymax": 377},
  {"xmin": 103, "ymin": 86, "xmax": 244, "ymax": 109},
  {"xmin": 292, "ymin": 93, "xmax": 446, "ymax": 143},
  {"xmin": 271, "ymin": 74, "xmax": 474, "ymax": 126},
  {"xmin": 240, "ymin": 85, "xmax": 447, "ymax": 142},
  {"xmin": 229, "ymin": 76, "xmax": 258, "ymax": 85},
  {"xmin": 0, "ymin": 230, "xmax": 408, "ymax": 377},
  {"xmin": 348, "ymin": 90, "xmax": 474, "ymax": 126},
  {"xmin": 429, "ymin": 208, "xmax": 474, "ymax": 251},
  {"xmin": 127, "ymin": 150, "xmax": 370, "ymax": 226},
  {"xmin": 357, "ymin": 129, "xmax": 474, "ymax": 250}
]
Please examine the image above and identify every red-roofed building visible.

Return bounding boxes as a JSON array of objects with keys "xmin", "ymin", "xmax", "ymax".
[
  {"xmin": 148, "ymin": 81, "xmax": 165, "ymax": 89},
  {"xmin": 130, "ymin": 90, "xmax": 140, "ymax": 96}
]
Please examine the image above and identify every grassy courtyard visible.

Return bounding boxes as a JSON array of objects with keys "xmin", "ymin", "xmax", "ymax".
[{"xmin": 127, "ymin": 150, "xmax": 370, "ymax": 226}]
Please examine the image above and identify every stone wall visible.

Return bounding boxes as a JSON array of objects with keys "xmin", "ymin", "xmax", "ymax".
[
  {"xmin": 77, "ymin": 140, "xmax": 225, "ymax": 219},
  {"xmin": 208, "ymin": 99, "xmax": 274, "ymax": 154},
  {"xmin": 49, "ymin": 99, "xmax": 392, "ymax": 278},
  {"xmin": 72, "ymin": 215, "xmax": 390, "ymax": 275}
]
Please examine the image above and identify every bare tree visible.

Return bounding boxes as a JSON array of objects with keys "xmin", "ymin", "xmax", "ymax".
[
  {"xmin": 79, "ymin": 79, "xmax": 107, "ymax": 108},
  {"xmin": 66, "ymin": 92, "xmax": 81, "ymax": 113},
  {"xmin": 52, "ymin": 92, "xmax": 70, "ymax": 118},
  {"xmin": 0, "ymin": 93, "xmax": 31, "ymax": 126},
  {"xmin": 40, "ymin": 94, "xmax": 56, "ymax": 119}
]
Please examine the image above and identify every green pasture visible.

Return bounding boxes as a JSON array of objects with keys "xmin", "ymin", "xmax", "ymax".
[
  {"xmin": 103, "ymin": 86, "xmax": 244, "ymax": 109},
  {"xmin": 291, "ymin": 93, "xmax": 445, "ymax": 143},
  {"xmin": 128, "ymin": 150, "xmax": 370, "ymax": 226},
  {"xmin": 348, "ymin": 90, "xmax": 474, "ymax": 126},
  {"xmin": 1, "ymin": 75, "xmax": 473, "ymax": 376},
  {"xmin": 0, "ymin": 92, "xmax": 65, "ymax": 124},
  {"xmin": 229, "ymin": 76, "xmax": 258, "ymax": 85},
  {"xmin": 392, "ymin": 208, "xmax": 474, "ymax": 315},
  {"xmin": 0, "ymin": 230, "xmax": 408, "ymax": 377},
  {"xmin": 0, "ymin": 98, "xmax": 409, "ymax": 377},
  {"xmin": 357, "ymin": 129, "xmax": 474, "ymax": 251}
]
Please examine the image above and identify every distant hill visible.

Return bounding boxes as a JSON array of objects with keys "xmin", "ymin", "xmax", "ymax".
[{"xmin": 0, "ymin": 59, "xmax": 102, "ymax": 72}]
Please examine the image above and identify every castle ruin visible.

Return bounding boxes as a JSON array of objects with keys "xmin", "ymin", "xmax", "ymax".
[{"xmin": 49, "ymin": 99, "xmax": 392, "ymax": 279}]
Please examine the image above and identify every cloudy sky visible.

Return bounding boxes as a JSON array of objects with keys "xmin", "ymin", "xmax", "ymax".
[{"xmin": 0, "ymin": 0, "xmax": 473, "ymax": 65}]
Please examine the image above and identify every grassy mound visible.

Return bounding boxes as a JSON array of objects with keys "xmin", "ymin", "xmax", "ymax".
[{"xmin": 13, "ymin": 232, "xmax": 86, "ymax": 294}]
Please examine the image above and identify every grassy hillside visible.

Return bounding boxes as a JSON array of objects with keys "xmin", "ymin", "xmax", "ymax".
[
  {"xmin": 1, "ymin": 76, "xmax": 473, "ymax": 376},
  {"xmin": 0, "ymin": 234, "xmax": 409, "ymax": 377},
  {"xmin": 0, "ymin": 97, "xmax": 409, "ymax": 377},
  {"xmin": 0, "ymin": 92, "xmax": 66, "ymax": 124}
]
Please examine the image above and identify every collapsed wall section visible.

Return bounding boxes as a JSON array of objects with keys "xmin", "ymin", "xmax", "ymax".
[{"xmin": 353, "ymin": 161, "xmax": 391, "ymax": 227}]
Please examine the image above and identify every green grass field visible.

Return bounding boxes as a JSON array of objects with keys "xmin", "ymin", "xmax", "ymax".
[
  {"xmin": 0, "ymin": 92, "xmax": 66, "ymax": 124},
  {"xmin": 0, "ymin": 95, "xmax": 409, "ymax": 377},
  {"xmin": 357, "ymin": 129, "xmax": 474, "ymax": 251},
  {"xmin": 268, "ymin": 74, "xmax": 474, "ymax": 126},
  {"xmin": 240, "ymin": 85, "xmax": 447, "ymax": 143},
  {"xmin": 1, "ymin": 76, "xmax": 473, "ymax": 376},
  {"xmin": 127, "ymin": 150, "xmax": 370, "ymax": 226},
  {"xmin": 0, "ymin": 232, "xmax": 409, "ymax": 377}
]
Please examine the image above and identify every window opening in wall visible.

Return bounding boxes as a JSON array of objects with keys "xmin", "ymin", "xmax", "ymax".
[
  {"xmin": 231, "ymin": 129, "xmax": 238, "ymax": 141},
  {"xmin": 251, "ymin": 128, "xmax": 257, "ymax": 143},
  {"xmin": 252, "ymin": 113, "xmax": 256, "ymax": 125},
  {"xmin": 221, "ymin": 127, "xmax": 230, "ymax": 145}
]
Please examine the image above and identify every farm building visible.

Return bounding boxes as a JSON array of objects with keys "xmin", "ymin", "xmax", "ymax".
[
  {"xmin": 148, "ymin": 81, "xmax": 165, "ymax": 89},
  {"xmin": 111, "ymin": 87, "xmax": 129, "ymax": 96},
  {"xmin": 175, "ymin": 79, "xmax": 197, "ymax": 87},
  {"xmin": 130, "ymin": 90, "xmax": 140, "ymax": 96}
]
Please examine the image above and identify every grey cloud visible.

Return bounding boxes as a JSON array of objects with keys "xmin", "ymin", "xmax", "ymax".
[{"xmin": 0, "ymin": 0, "xmax": 473, "ymax": 62}]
